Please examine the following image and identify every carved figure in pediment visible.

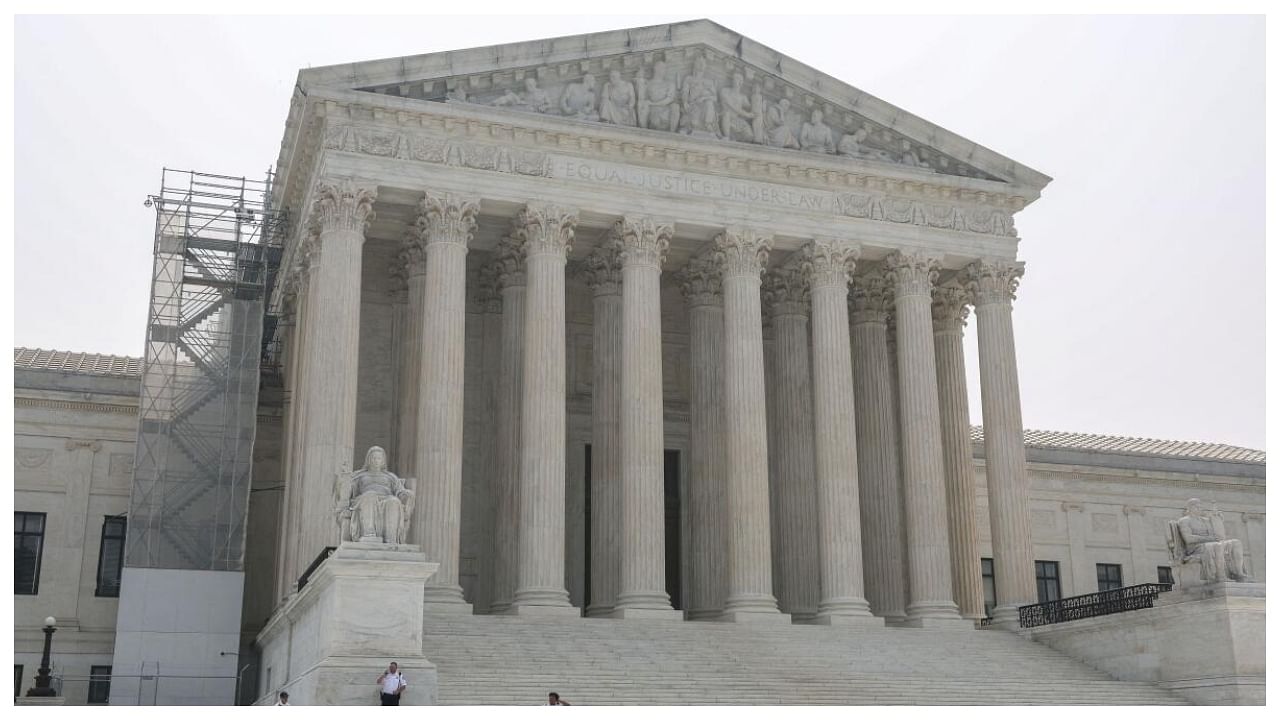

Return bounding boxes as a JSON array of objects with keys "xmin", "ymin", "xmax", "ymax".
[
  {"xmin": 560, "ymin": 74, "xmax": 599, "ymax": 120},
  {"xmin": 636, "ymin": 61, "xmax": 680, "ymax": 132},
  {"xmin": 493, "ymin": 77, "xmax": 552, "ymax": 114},
  {"xmin": 799, "ymin": 109, "xmax": 836, "ymax": 154},
  {"xmin": 599, "ymin": 69, "xmax": 637, "ymax": 126},
  {"xmin": 718, "ymin": 73, "xmax": 756, "ymax": 142},
  {"xmin": 837, "ymin": 127, "xmax": 869, "ymax": 157},
  {"xmin": 334, "ymin": 446, "xmax": 415, "ymax": 545},
  {"xmin": 680, "ymin": 57, "xmax": 719, "ymax": 135},
  {"xmin": 749, "ymin": 86, "xmax": 767, "ymax": 144},
  {"xmin": 765, "ymin": 98, "xmax": 800, "ymax": 149},
  {"xmin": 899, "ymin": 139, "xmax": 931, "ymax": 169}
]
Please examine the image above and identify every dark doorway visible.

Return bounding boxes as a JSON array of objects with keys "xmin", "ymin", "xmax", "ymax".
[
  {"xmin": 582, "ymin": 446, "xmax": 683, "ymax": 611},
  {"xmin": 664, "ymin": 450, "xmax": 682, "ymax": 610}
]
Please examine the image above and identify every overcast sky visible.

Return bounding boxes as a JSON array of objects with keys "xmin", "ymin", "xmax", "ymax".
[{"xmin": 13, "ymin": 15, "xmax": 1264, "ymax": 449}]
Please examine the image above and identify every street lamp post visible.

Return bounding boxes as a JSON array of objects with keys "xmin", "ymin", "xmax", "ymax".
[{"xmin": 26, "ymin": 616, "xmax": 57, "ymax": 697}]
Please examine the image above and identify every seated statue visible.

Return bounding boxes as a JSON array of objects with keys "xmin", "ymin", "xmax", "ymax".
[
  {"xmin": 334, "ymin": 446, "xmax": 415, "ymax": 544},
  {"xmin": 1166, "ymin": 498, "xmax": 1249, "ymax": 585}
]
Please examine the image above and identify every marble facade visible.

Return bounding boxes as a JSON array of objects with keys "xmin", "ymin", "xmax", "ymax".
[{"xmin": 262, "ymin": 20, "xmax": 1043, "ymax": 628}]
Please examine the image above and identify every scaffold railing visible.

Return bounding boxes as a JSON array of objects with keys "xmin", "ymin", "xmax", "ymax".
[{"xmin": 124, "ymin": 169, "xmax": 286, "ymax": 572}]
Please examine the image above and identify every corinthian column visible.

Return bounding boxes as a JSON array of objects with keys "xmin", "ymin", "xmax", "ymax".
[
  {"xmin": 511, "ymin": 203, "xmax": 579, "ymax": 614},
  {"xmin": 932, "ymin": 282, "xmax": 985, "ymax": 621},
  {"xmin": 582, "ymin": 242, "xmax": 623, "ymax": 617},
  {"xmin": 395, "ymin": 238, "xmax": 426, "ymax": 477},
  {"xmin": 803, "ymin": 239, "xmax": 877, "ymax": 624},
  {"xmin": 713, "ymin": 227, "xmax": 786, "ymax": 622},
  {"xmin": 472, "ymin": 264, "xmax": 503, "ymax": 613},
  {"xmin": 412, "ymin": 191, "xmax": 480, "ymax": 608},
  {"xmin": 885, "ymin": 250, "xmax": 964, "ymax": 626},
  {"xmin": 965, "ymin": 259, "xmax": 1036, "ymax": 625},
  {"xmin": 850, "ymin": 270, "xmax": 907, "ymax": 622},
  {"xmin": 763, "ymin": 262, "xmax": 819, "ymax": 622},
  {"xmin": 296, "ymin": 178, "xmax": 375, "ymax": 569},
  {"xmin": 613, "ymin": 216, "xmax": 680, "ymax": 618},
  {"xmin": 681, "ymin": 256, "xmax": 727, "ymax": 620},
  {"xmin": 488, "ymin": 238, "xmax": 525, "ymax": 614}
]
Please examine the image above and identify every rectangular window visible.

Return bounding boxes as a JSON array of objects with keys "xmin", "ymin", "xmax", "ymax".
[
  {"xmin": 981, "ymin": 557, "xmax": 997, "ymax": 617},
  {"xmin": 15, "ymin": 512, "xmax": 47, "ymax": 595},
  {"xmin": 1096, "ymin": 563, "xmax": 1123, "ymax": 592},
  {"xmin": 96, "ymin": 517, "xmax": 127, "ymax": 597},
  {"xmin": 1035, "ymin": 560, "xmax": 1061, "ymax": 603},
  {"xmin": 88, "ymin": 665, "xmax": 111, "ymax": 704},
  {"xmin": 1157, "ymin": 565, "xmax": 1174, "ymax": 586}
]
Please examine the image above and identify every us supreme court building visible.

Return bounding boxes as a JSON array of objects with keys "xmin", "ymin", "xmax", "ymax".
[{"xmin": 13, "ymin": 19, "xmax": 1265, "ymax": 706}]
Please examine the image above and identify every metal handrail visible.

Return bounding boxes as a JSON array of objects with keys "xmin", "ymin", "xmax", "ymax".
[
  {"xmin": 1018, "ymin": 582, "xmax": 1173, "ymax": 628},
  {"xmin": 297, "ymin": 546, "xmax": 337, "ymax": 591}
]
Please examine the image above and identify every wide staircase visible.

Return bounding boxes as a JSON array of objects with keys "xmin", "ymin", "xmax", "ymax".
[{"xmin": 422, "ymin": 613, "xmax": 1187, "ymax": 705}]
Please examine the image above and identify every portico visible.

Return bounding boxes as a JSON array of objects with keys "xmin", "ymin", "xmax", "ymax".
[{"xmin": 266, "ymin": 19, "xmax": 1048, "ymax": 628}]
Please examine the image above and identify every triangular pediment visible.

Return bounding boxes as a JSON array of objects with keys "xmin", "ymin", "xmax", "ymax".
[{"xmin": 296, "ymin": 20, "xmax": 1050, "ymax": 193}]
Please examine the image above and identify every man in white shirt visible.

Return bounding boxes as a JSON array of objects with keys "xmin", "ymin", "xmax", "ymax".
[
  {"xmin": 273, "ymin": 691, "xmax": 290, "ymax": 706},
  {"xmin": 377, "ymin": 662, "xmax": 406, "ymax": 706}
]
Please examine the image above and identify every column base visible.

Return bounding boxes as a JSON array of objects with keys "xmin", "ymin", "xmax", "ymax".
[
  {"xmin": 503, "ymin": 604, "xmax": 582, "ymax": 618},
  {"xmin": 816, "ymin": 597, "xmax": 875, "ymax": 618},
  {"xmin": 423, "ymin": 584, "xmax": 467, "ymax": 604},
  {"xmin": 584, "ymin": 604, "xmax": 616, "ymax": 618},
  {"xmin": 684, "ymin": 608, "xmax": 723, "ymax": 621},
  {"xmin": 717, "ymin": 610, "xmax": 794, "ymax": 625},
  {"xmin": 608, "ymin": 607, "xmax": 683, "ymax": 621},
  {"xmin": 901, "ymin": 615, "xmax": 975, "ymax": 630},
  {"xmin": 990, "ymin": 602, "xmax": 1028, "ymax": 629}
]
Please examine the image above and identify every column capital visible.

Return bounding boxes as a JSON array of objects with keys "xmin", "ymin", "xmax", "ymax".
[
  {"xmin": 417, "ymin": 191, "xmax": 480, "ymax": 247},
  {"xmin": 679, "ymin": 255, "xmax": 723, "ymax": 308},
  {"xmin": 310, "ymin": 177, "xmax": 377, "ymax": 236},
  {"xmin": 615, "ymin": 215, "xmax": 674, "ymax": 269},
  {"xmin": 582, "ymin": 242, "xmax": 623, "ymax": 297},
  {"xmin": 964, "ymin": 259, "xmax": 1025, "ymax": 306},
  {"xmin": 885, "ymin": 250, "xmax": 941, "ymax": 298},
  {"xmin": 494, "ymin": 235, "xmax": 527, "ymax": 291},
  {"xmin": 515, "ymin": 203, "xmax": 578, "ymax": 258},
  {"xmin": 712, "ymin": 226, "xmax": 772, "ymax": 280},
  {"xmin": 801, "ymin": 237, "xmax": 860, "ymax": 291},
  {"xmin": 931, "ymin": 282, "xmax": 970, "ymax": 334},
  {"xmin": 475, "ymin": 263, "xmax": 503, "ymax": 314},
  {"xmin": 763, "ymin": 262, "xmax": 809, "ymax": 318},
  {"xmin": 850, "ymin": 269, "xmax": 892, "ymax": 325}
]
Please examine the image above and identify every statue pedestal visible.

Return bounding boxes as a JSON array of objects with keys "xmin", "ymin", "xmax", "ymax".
[
  {"xmin": 1022, "ymin": 581, "xmax": 1265, "ymax": 705},
  {"xmin": 255, "ymin": 542, "xmax": 439, "ymax": 705}
]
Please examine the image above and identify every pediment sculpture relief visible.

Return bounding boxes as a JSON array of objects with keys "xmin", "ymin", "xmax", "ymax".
[{"xmin": 357, "ymin": 51, "xmax": 996, "ymax": 181}]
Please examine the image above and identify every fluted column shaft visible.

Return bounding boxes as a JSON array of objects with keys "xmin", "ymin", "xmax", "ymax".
[
  {"xmin": 765, "ymin": 267, "xmax": 819, "ymax": 620},
  {"xmin": 714, "ymin": 228, "xmax": 782, "ymax": 617},
  {"xmin": 513, "ymin": 204, "xmax": 578, "ymax": 610},
  {"xmin": 473, "ymin": 266, "xmax": 503, "ymax": 613},
  {"xmin": 410, "ymin": 193, "xmax": 479, "ymax": 606},
  {"xmin": 682, "ymin": 258, "xmax": 727, "ymax": 619},
  {"xmin": 885, "ymin": 250, "xmax": 961, "ymax": 623},
  {"xmin": 936, "ymin": 281, "xmax": 983, "ymax": 617},
  {"xmin": 296, "ymin": 179, "xmax": 374, "ymax": 569},
  {"xmin": 850, "ymin": 272, "xmax": 907, "ymax": 621},
  {"xmin": 967, "ymin": 260, "xmax": 1037, "ymax": 623},
  {"xmin": 932, "ymin": 285, "xmax": 986, "ymax": 620},
  {"xmin": 614, "ymin": 217, "xmax": 676, "ymax": 614},
  {"xmin": 583, "ymin": 246, "xmax": 623, "ymax": 616},
  {"xmin": 489, "ymin": 245, "xmax": 525, "ymax": 614},
  {"xmin": 274, "ymin": 285, "xmax": 306, "ymax": 601},
  {"xmin": 396, "ymin": 254, "xmax": 426, "ymax": 476},
  {"xmin": 804, "ymin": 239, "xmax": 874, "ymax": 621}
]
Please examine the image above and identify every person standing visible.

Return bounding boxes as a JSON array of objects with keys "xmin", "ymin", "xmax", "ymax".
[
  {"xmin": 377, "ymin": 662, "xmax": 407, "ymax": 706},
  {"xmin": 273, "ymin": 691, "xmax": 290, "ymax": 706}
]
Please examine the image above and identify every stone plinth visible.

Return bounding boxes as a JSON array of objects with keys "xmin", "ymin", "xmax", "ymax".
[
  {"xmin": 255, "ymin": 542, "xmax": 439, "ymax": 706},
  {"xmin": 15, "ymin": 696, "xmax": 67, "ymax": 706},
  {"xmin": 1021, "ymin": 581, "xmax": 1265, "ymax": 705}
]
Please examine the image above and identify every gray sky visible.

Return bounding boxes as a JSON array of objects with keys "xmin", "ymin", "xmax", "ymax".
[{"xmin": 14, "ymin": 15, "xmax": 1264, "ymax": 449}]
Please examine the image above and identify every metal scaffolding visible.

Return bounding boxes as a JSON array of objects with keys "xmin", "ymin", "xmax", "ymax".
[{"xmin": 125, "ymin": 169, "xmax": 286, "ymax": 572}]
